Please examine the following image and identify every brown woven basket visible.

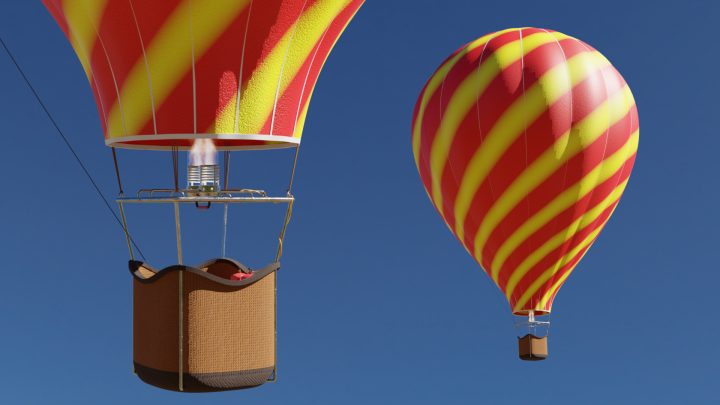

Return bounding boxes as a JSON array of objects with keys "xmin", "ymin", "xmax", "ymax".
[{"xmin": 129, "ymin": 258, "xmax": 278, "ymax": 392}]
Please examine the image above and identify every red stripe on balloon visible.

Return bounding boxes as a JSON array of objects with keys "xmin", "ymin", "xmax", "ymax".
[
  {"xmin": 511, "ymin": 147, "xmax": 634, "ymax": 312},
  {"xmin": 43, "ymin": 0, "xmax": 70, "ymax": 37},
  {"xmin": 497, "ymin": 149, "xmax": 636, "ymax": 295},
  {"xmin": 109, "ymin": 0, "xmax": 183, "ymax": 91},
  {"xmin": 463, "ymin": 43, "xmax": 583, "ymax": 252},
  {"xmin": 508, "ymin": 198, "xmax": 619, "ymax": 309},
  {"xmin": 493, "ymin": 138, "xmax": 636, "ymax": 292},
  {"xmin": 477, "ymin": 65, "xmax": 630, "ymax": 269},
  {"xmin": 491, "ymin": 106, "xmax": 637, "ymax": 290},
  {"xmin": 415, "ymin": 29, "xmax": 521, "ymax": 180},
  {"xmin": 140, "ymin": 0, "xmax": 310, "ymax": 136},
  {"xmin": 440, "ymin": 39, "xmax": 583, "ymax": 249},
  {"xmin": 262, "ymin": 0, "xmax": 363, "ymax": 137},
  {"xmin": 193, "ymin": 5, "xmax": 254, "ymax": 134},
  {"xmin": 513, "ymin": 237, "xmax": 592, "ymax": 313}
]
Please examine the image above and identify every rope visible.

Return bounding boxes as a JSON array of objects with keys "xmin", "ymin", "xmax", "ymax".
[
  {"xmin": 286, "ymin": 145, "xmax": 301, "ymax": 193},
  {"xmin": 274, "ymin": 146, "xmax": 300, "ymax": 261},
  {"xmin": 0, "ymin": 35, "xmax": 147, "ymax": 261},
  {"xmin": 111, "ymin": 147, "xmax": 124, "ymax": 195}
]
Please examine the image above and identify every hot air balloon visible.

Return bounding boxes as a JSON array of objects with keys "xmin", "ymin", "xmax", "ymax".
[
  {"xmin": 411, "ymin": 27, "xmax": 638, "ymax": 360},
  {"xmin": 44, "ymin": 0, "xmax": 363, "ymax": 391}
]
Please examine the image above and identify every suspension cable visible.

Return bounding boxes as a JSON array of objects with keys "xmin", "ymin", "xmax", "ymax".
[
  {"xmin": 172, "ymin": 147, "xmax": 179, "ymax": 192},
  {"xmin": 222, "ymin": 151, "xmax": 230, "ymax": 190},
  {"xmin": 0, "ymin": 35, "xmax": 147, "ymax": 261},
  {"xmin": 286, "ymin": 145, "xmax": 301, "ymax": 194},
  {"xmin": 275, "ymin": 145, "xmax": 300, "ymax": 262},
  {"xmin": 221, "ymin": 151, "xmax": 230, "ymax": 257}
]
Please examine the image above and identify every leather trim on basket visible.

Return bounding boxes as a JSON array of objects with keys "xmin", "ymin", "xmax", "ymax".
[
  {"xmin": 134, "ymin": 362, "xmax": 274, "ymax": 392},
  {"xmin": 129, "ymin": 258, "xmax": 279, "ymax": 287}
]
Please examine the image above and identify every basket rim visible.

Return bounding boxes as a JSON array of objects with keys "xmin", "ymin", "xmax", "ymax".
[{"xmin": 129, "ymin": 258, "xmax": 279, "ymax": 287}]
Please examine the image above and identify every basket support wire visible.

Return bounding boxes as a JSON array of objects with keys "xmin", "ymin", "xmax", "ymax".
[
  {"xmin": 222, "ymin": 151, "xmax": 231, "ymax": 258},
  {"xmin": 270, "ymin": 144, "xmax": 300, "ymax": 382},
  {"xmin": 174, "ymin": 202, "xmax": 184, "ymax": 391}
]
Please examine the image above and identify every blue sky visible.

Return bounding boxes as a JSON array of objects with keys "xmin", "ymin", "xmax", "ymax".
[{"xmin": 1, "ymin": 1, "xmax": 718, "ymax": 404}]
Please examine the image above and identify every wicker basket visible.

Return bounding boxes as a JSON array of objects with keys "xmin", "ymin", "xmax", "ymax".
[{"xmin": 129, "ymin": 258, "xmax": 278, "ymax": 392}]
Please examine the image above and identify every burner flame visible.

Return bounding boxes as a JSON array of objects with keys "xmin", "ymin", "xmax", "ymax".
[{"xmin": 189, "ymin": 139, "xmax": 217, "ymax": 166}]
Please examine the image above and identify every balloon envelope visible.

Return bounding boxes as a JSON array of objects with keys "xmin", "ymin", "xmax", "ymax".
[
  {"xmin": 411, "ymin": 28, "xmax": 638, "ymax": 315},
  {"xmin": 44, "ymin": 0, "xmax": 364, "ymax": 150}
]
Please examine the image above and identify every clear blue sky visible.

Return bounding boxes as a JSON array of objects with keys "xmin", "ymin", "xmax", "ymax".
[{"xmin": 1, "ymin": 1, "xmax": 718, "ymax": 404}]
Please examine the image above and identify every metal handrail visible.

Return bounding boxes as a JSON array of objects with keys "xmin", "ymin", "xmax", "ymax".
[
  {"xmin": 118, "ymin": 195, "xmax": 293, "ymax": 204},
  {"xmin": 125, "ymin": 188, "xmax": 288, "ymax": 204}
]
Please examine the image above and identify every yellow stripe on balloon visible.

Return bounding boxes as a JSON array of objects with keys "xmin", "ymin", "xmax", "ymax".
[
  {"xmin": 293, "ymin": 101, "xmax": 310, "ymax": 138},
  {"xmin": 411, "ymin": 28, "xmax": 515, "ymax": 168},
  {"xmin": 506, "ymin": 178, "xmax": 629, "ymax": 312},
  {"xmin": 62, "ymin": 0, "xmax": 107, "ymax": 79},
  {"xmin": 485, "ymin": 83, "xmax": 634, "ymax": 280},
  {"xmin": 536, "ymin": 206, "xmax": 620, "ymax": 312},
  {"xmin": 451, "ymin": 45, "xmax": 598, "ymax": 244},
  {"xmin": 531, "ymin": 137, "xmax": 637, "ymax": 313},
  {"xmin": 210, "ymin": 0, "xmax": 352, "ymax": 135},
  {"xmin": 106, "ymin": 0, "xmax": 251, "ymax": 138},
  {"xmin": 502, "ymin": 130, "xmax": 638, "ymax": 301},
  {"xmin": 292, "ymin": 1, "xmax": 363, "ymax": 139},
  {"xmin": 511, "ymin": 215, "xmax": 610, "ymax": 313},
  {"xmin": 535, "ymin": 202, "xmax": 622, "ymax": 310},
  {"xmin": 514, "ymin": 178, "xmax": 627, "ymax": 313},
  {"xmin": 429, "ymin": 31, "xmax": 564, "ymax": 228},
  {"xmin": 488, "ymin": 138, "xmax": 634, "ymax": 286},
  {"xmin": 502, "ymin": 181, "xmax": 627, "ymax": 306}
]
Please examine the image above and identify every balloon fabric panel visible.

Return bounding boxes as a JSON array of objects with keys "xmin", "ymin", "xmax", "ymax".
[{"xmin": 43, "ymin": 0, "xmax": 364, "ymax": 150}]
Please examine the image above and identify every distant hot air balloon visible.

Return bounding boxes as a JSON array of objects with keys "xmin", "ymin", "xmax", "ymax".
[
  {"xmin": 44, "ymin": 0, "xmax": 363, "ymax": 391},
  {"xmin": 411, "ymin": 27, "xmax": 638, "ymax": 360}
]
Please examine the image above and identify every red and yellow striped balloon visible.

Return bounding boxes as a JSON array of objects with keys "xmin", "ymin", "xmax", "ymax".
[
  {"xmin": 412, "ymin": 28, "xmax": 638, "ymax": 315},
  {"xmin": 44, "ymin": 0, "xmax": 363, "ymax": 150}
]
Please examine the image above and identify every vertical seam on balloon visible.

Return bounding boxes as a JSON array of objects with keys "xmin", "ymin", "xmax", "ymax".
[
  {"xmin": 534, "ymin": 28, "xmax": 573, "ymax": 309},
  {"xmin": 233, "ymin": 0, "xmax": 254, "ymax": 134},
  {"xmin": 538, "ymin": 162, "xmax": 631, "ymax": 309},
  {"xmin": 189, "ymin": 0, "xmax": 197, "ymax": 135},
  {"xmin": 483, "ymin": 54, "xmax": 613, "ymax": 287},
  {"xmin": 540, "ymin": 135, "xmax": 636, "ymax": 311},
  {"xmin": 127, "ymin": 0, "xmax": 157, "ymax": 135},
  {"xmin": 547, "ymin": 39, "xmax": 614, "ymax": 298},
  {"xmin": 57, "ymin": 1, "xmax": 110, "ymax": 133},
  {"xmin": 535, "ymin": 207, "xmax": 615, "ymax": 310},
  {"xmin": 82, "ymin": 0, "xmax": 128, "ymax": 137},
  {"xmin": 291, "ymin": 21, "xmax": 331, "ymax": 139},
  {"xmin": 270, "ymin": 0, "xmax": 310, "ymax": 136},
  {"xmin": 516, "ymin": 27, "xmax": 532, "ymax": 309},
  {"xmin": 413, "ymin": 29, "xmax": 514, "ymax": 169},
  {"xmin": 500, "ymin": 97, "xmax": 637, "ymax": 304},
  {"xmin": 465, "ymin": 35, "xmax": 495, "ymax": 260},
  {"xmin": 508, "ymin": 187, "xmax": 624, "ymax": 311}
]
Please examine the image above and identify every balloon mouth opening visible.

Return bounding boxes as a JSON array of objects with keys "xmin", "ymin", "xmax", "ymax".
[
  {"xmin": 513, "ymin": 309, "xmax": 550, "ymax": 316},
  {"xmin": 104, "ymin": 134, "xmax": 301, "ymax": 151}
]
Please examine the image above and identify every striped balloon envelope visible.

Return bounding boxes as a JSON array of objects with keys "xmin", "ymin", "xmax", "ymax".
[
  {"xmin": 412, "ymin": 28, "xmax": 638, "ymax": 316},
  {"xmin": 43, "ymin": 0, "xmax": 364, "ymax": 150}
]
